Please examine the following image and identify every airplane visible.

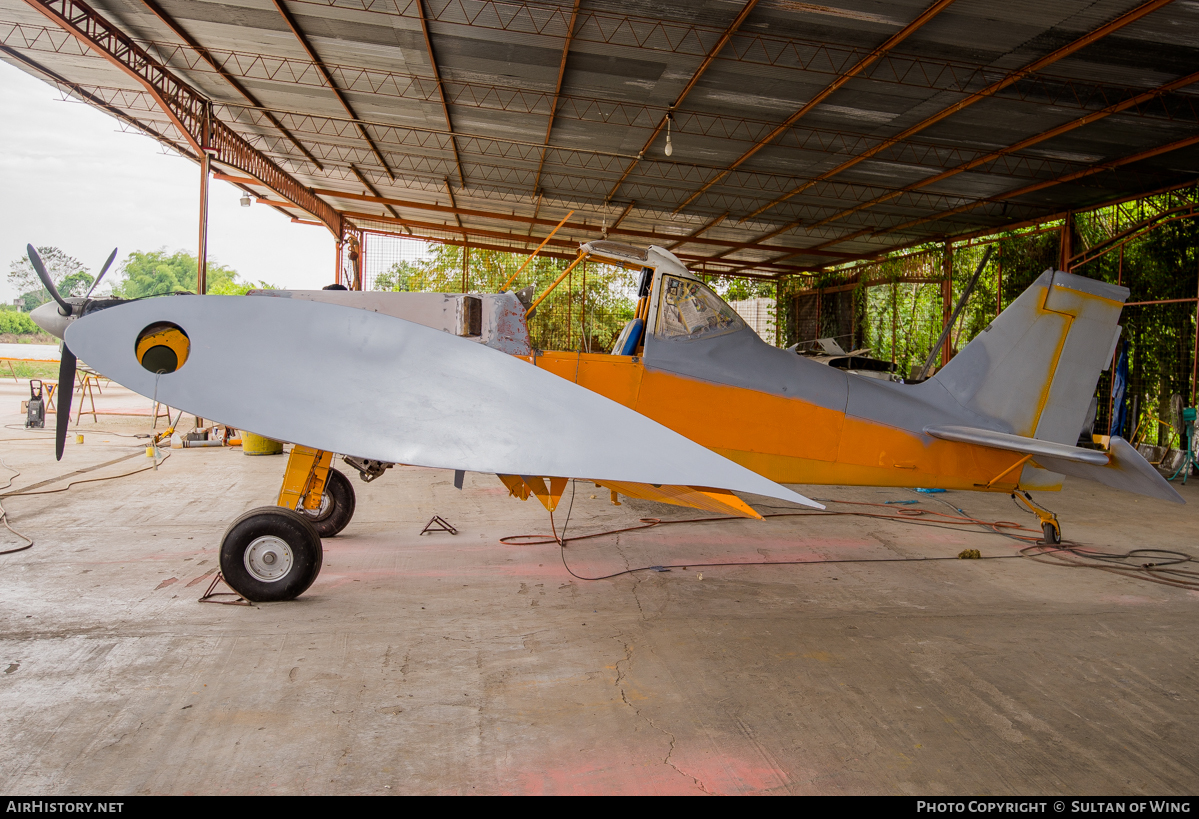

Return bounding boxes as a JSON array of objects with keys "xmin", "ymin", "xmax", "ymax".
[{"xmin": 25, "ymin": 239, "xmax": 1181, "ymax": 602}]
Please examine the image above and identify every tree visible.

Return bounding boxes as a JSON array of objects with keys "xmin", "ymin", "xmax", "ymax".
[
  {"xmin": 371, "ymin": 243, "xmax": 637, "ymax": 351},
  {"xmin": 109, "ymin": 249, "xmax": 248, "ymax": 298},
  {"xmin": 8, "ymin": 246, "xmax": 91, "ymax": 311}
]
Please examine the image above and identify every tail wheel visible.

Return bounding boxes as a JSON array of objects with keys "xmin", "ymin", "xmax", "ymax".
[
  {"xmin": 295, "ymin": 467, "xmax": 356, "ymax": 537},
  {"xmin": 1042, "ymin": 520, "xmax": 1061, "ymax": 545},
  {"xmin": 220, "ymin": 507, "xmax": 323, "ymax": 602}
]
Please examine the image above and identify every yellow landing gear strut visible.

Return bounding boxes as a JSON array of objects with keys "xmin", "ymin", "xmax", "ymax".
[
  {"xmin": 215, "ymin": 442, "xmax": 347, "ymax": 604},
  {"xmin": 1012, "ymin": 491, "xmax": 1061, "ymax": 544},
  {"xmin": 277, "ymin": 445, "xmax": 357, "ymax": 538}
]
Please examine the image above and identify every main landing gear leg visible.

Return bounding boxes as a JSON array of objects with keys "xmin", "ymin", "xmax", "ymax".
[
  {"xmin": 218, "ymin": 445, "xmax": 357, "ymax": 602},
  {"xmin": 278, "ymin": 445, "xmax": 356, "ymax": 538},
  {"xmin": 1012, "ymin": 491, "xmax": 1061, "ymax": 544}
]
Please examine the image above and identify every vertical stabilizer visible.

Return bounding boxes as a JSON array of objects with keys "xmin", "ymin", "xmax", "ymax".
[{"xmin": 932, "ymin": 270, "xmax": 1127, "ymax": 445}]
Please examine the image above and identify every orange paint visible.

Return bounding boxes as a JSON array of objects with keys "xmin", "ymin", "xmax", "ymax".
[{"xmin": 531, "ymin": 351, "xmax": 1029, "ymax": 492}]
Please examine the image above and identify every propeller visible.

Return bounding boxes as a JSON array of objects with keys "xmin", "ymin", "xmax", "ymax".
[
  {"xmin": 56, "ymin": 346, "xmax": 77, "ymax": 461},
  {"xmin": 26, "ymin": 245, "xmax": 112, "ymax": 459},
  {"xmin": 85, "ymin": 247, "xmax": 118, "ymax": 299},
  {"xmin": 27, "ymin": 244, "xmax": 72, "ymax": 316}
]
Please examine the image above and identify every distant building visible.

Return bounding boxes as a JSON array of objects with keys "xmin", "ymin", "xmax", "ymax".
[{"xmin": 728, "ymin": 297, "xmax": 776, "ymax": 346}]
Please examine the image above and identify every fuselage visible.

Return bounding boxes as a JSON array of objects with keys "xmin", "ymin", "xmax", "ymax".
[{"xmin": 529, "ymin": 329, "xmax": 1034, "ymax": 493}]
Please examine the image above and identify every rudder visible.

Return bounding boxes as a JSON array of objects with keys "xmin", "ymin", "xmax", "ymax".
[{"xmin": 932, "ymin": 269, "xmax": 1127, "ymax": 445}]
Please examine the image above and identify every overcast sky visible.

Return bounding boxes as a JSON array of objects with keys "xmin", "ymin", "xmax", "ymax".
[{"xmin": 0, "ymin": 60, "xmax": 336, "ymax": 303}]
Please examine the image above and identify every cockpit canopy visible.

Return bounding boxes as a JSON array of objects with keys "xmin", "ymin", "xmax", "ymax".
[
  {"xmin": 577, "ymin": 241, "xmax": 747, "ymax": 355},
  {"xmin": 655, "ymin": 275, "xmax": 744, "ymax": 341}
]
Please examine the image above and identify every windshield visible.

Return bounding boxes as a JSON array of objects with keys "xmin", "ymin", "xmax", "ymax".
[{"xmin": 655, "ymin": 276, "xmax": 744, "ymax": 341}]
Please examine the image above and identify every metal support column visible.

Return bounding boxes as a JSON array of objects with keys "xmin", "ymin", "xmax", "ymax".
[
  {"xmin": 197, "ymin": 150, "xmax": 210, "ymax": 295},
  {"xmin": 1060, "ymin": 211, "xmax": 1073, "ymax": 270},
  {"xmin": 359, "ymin": 232, "xmax": 367, "ymax": 290},
  {"xmin": 941, "ymin": 242, "xmax": 953, "ymax": 368},
  {"xmin": 1192, "ymin": 254, "xmax": 1199, "ymax": 406}
]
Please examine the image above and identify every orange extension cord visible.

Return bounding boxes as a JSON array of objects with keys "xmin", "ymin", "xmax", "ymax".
[{"xmin": 502, "ymin": 488, "xmax": 1199, "ymax": 590}]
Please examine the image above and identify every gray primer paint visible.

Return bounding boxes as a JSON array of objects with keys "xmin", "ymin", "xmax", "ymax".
[
  {"xmin": 644, "ymin": 325, "xmax": 850, "ymax": 414},
  {"xmin": 1037, "ymin": 437, "xmax": 1183, "ymax": 504},
  {"xmin": 248, "ymin": 289, "xmax": 532, "ymax": 355},
  {"xmin": 643, "ymin": 322, "xmax": 1002, "ymax": 436},
  {"xmin": 66, "ymin": 295, "xmax": 821, "ymax": 508}
]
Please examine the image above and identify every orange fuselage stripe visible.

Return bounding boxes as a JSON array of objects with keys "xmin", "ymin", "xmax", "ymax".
[{"xmin": 529, "ymin": 351, "xmax": 1044, "ymax": 492}]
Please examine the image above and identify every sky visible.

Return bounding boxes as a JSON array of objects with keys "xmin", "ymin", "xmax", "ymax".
[{"xmin": 0, "ymin": 60, "xmax": 336, "ymax": 303}]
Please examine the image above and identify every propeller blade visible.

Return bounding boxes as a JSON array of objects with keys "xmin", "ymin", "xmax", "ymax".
[
  {"xmin": 86, "ymin": 248, "xmax": 118, "ymax": 298},
  {"xmin": 27, "ymin": 245, "xmax": 72, "ymax": 315},
  {"xmin": 56, "ymin": 345, "xmax": 76, "ymax": 461}
]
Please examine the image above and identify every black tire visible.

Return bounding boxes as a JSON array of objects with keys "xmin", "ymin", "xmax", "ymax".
[
  {"xmin": 1042, "ymin": 520, "xmax": 1061, "ymax": 545},
  {"xmin": 220, "ymin": 507, "xmax": 323, "ymax": 602},
  {"xmin": 295, "ymin": 468, "xmax": 356, "ymax": 537}
]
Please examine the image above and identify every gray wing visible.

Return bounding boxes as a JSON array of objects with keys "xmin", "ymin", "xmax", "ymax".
[{"xmin": 67, "ymin": 296, "xmax": 823, "ymax": 509}]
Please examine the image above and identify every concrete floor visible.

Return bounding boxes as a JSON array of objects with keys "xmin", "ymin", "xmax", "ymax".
[{"xmin": 0, "ymin": 379, "xmax": 1196, "ymax": 795}]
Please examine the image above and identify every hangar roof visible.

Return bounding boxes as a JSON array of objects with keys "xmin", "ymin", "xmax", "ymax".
[{"xmin": 2, "ymin": 0, "xmax": 1198, "ymax": 277}]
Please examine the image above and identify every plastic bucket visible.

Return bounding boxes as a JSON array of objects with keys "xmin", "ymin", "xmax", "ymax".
[{"xmin": 241, "ymin": 430, "xmax": 283, "ymax": 456}]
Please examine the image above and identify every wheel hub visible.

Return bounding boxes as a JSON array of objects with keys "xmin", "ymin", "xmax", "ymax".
[
  {"xmin": 244, "ymin": 535, "xmax": 294, "ymax": 582},
  {"xmin": 298, "ymin": 490, "xmax": 332, "ymax": 521}
]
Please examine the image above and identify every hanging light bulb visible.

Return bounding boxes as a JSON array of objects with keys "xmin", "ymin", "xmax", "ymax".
[{"xmin": 664, "ymin": 112, "xmax": 674, "ymax": 157}]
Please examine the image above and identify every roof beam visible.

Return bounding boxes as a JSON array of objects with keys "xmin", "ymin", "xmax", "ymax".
[
  {"xmin": 604, "ymin": 0, "xmax": 761, "ymax": 204},
  {"xmin": 672, "ymin": 0, "xmax": 957, "ymax": 214},
  {"xmin": 270, "ymin": 0, "xmax": 393, "ymax": 180},
  {"xmin": 732, "ymin": 129, "xmax": 1199, "ymax": 273},
  {"xmin": 718, "ymin": 180, "xmax": 1199, "ymax": 280},
  {"xmin": 877, "ymin": 131, "xmax": 1199, "ymax": 238},
  {"xmin": 741, "ymin": 0, "xmax": 1177, "ymax": 222},
  {"xmin": 138, "ymin": 0, "xmax": 324, "ymax": 172},
  {"xmin": 665, "ymin": 212, "xmax": 728, "ymax": 250},
  {"xmin": 416, "ymin": 0, "xmax": 465, "ymax": 190},
  {"xmin": 20, "ymin": 0, "xmax": 342, "ymax": 236},
  {"xmin": 525, "ymin": 190, "xmax": 544, "ymax": 245},
  {"xmin": 608, "ymin": 200, "xmax": 636, "ymax": 234},
  {"xmin": 343, "ymin": 211, "xmax": 816, "ymax": 274},
  {"xmin": 531, "ymin": 0, "xmax": 580, "ymax": 195},
  {"xmin": 351, "ymin": 164, "xmax": 409, "ymax": 232},
  {"xmin": 807, "ymin": 68, "xmax": 1199, "ymax": 231},
  {"xmin": 691, "ymin": 218, "xmax": 808, "ymax": 267},
  {"xmin": 443, "ymin": 176, "xmax": 466, "ymax": 241},
  {"xmin": 260, "ymin": 181, "xmax": 849, "ymax": 257}
]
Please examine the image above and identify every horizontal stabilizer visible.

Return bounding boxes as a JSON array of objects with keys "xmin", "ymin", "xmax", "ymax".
[
  {"xmin": 1034, "ymin": 436, "xmax": 1184, "ymax": 504},
  {"xmin": 924, "ymin": 425, "xmax": 1109, "ymax": 465}
]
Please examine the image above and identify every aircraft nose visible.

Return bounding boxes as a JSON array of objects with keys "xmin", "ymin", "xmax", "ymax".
[{"xmin": 30, "ymin": 300, "xmax": 71, "ymax": 339}]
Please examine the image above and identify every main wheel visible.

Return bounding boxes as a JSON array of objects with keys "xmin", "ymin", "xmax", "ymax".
[
  {"xmin": 220, "ymin": 507, "xmax": 323, "ymax": 602},
  {"xmin": 1042, "ymin": 520, "xmax": 1061, "ymax": 545},
  {"xmin": 295, "ymin": 468, "xmax": 356, "ymax": 537}
]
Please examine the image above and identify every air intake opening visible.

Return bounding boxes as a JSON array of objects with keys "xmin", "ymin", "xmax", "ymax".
[{"xmin": 135, "ymin": 322, "xmax": 190, "ymax": 374}]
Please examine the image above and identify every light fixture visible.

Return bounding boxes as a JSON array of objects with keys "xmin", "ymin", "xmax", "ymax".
[
  {"xmin": 664, "ymin": 112, "xmax": 674, "ymax": 157},
  {"xmin": 239, "ymin": 193, "xmax": 252, "ymax": 208}
]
